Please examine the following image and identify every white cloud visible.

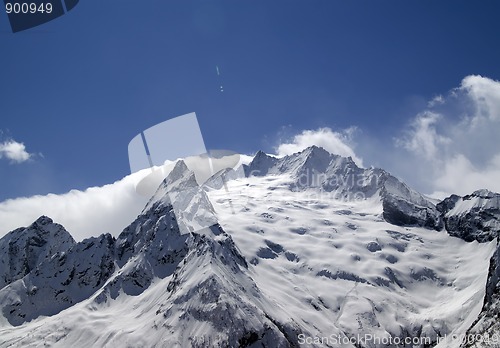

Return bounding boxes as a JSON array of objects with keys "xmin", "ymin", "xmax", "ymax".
[
  {"xmin": 460, "ymin": 75, "xmax": 500, "ymax": 123},
  {"xmin": 396, "ymin": 111, "xmax": 451, "ymax": 160},
  {"xmin": 428, "ymin": 95, "xmax": 445, "ymax": 107},
  {"xmin": 0, "ymin": 140, "xmax": 33, "ymax": 163},
  {"xmin": 395, "ymin": 75, "xmax": 500, "ymax": 196},
  {"xmin": 275, "ymin": 127, "xmax": 363, "ymax": 166},
  {"xmin": 434, "ymin": 154, "xmax": 500, "ymax": 196},
  {"xmin": 0, "ymin": 154, "xmax": 248, "ymax": 241},
  {"xmin": 0, "ymin": 172, "xmax": 149, "ymax": 241}
]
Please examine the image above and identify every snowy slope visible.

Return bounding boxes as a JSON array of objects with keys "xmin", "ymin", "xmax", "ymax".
[
  {"xmin": 463, "ymin": 243, "xmax": 500, "ymax": 348},
  {"xmin": 0, "ymin": 161, "xmax": 303, "ymax": 347},
  {"xmin": 207, "ymin": 174, "xmax": 495, "ymax": 348},
  {"xmin": 435, "ymin": 190, "xmax": 500, "ymax": 348},
  {"xmin": 245, "ymin": 146, "xmax": 442, "ymax": 229},
  {"xmin": 0, "ymin": 147, "xmax": 498, "ymax": 347}
]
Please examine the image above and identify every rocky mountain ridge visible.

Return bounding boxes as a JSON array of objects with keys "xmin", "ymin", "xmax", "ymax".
[
  {"xmin": 0, "ymin": 146, "xmax": 499, "ymax": 347},
  {"xmin": 245, "ymin": 146, "xmax": 444, "ymax": 230}
]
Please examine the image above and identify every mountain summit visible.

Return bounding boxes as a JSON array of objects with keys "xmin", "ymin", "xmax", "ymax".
[
  {"xmin": 246, "ymin": 146, "xmax": 443, "ymax": 229},
  {"xmin": 0, "ymin": 146, "xmax": 499, "ymax": 347}
]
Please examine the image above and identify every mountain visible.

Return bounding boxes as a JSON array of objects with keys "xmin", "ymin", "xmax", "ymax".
[
  {"xmin": 0, "ymin": 216, "xmax": 75, "ymax": 290},
  {"xmin": 0, "ymin": 233, "xmax": 115, "ymax": 326},
  {"xmin": 437, "ymin": 190, "xmax": 500, "ymax": 243},
  {"xmin": 245, "ymin": 146, "xmax": 442, "ymax": 229},
  {"xmin": 0, "ymin": 161, "xmax": 303, "ymax": 347},
  {"xmin": 0, "ymin": 147, "xmax": 499, "ymax": 347}
]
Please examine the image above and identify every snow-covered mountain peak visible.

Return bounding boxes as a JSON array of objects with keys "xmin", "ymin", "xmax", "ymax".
[
  {"xmin": 143, "ymin": 160, "xmax": 198, "ymax": 211},
  {"xmin": 32, "ymin": 215, "xmax": 54, "ymax": 227},
  {"xmin": 302, "ymin": 144, "xmax": 358, "ymax": 169},
  {"xmin": 143, "ymin": 159, "xmax": 218, "ymax": 235},
  {"xmin": 247, "ymin": 145, "xmax": 341, "ymax": 178},
  {"xmin": 162, "ymin": 159, "xmax": 198, "ymax": 190},
  {"xmin": 245, "ymin": 150, "xmax": 278, "ymax": 177},
  {"xmin": 282, "ymin": 145, "xmax": 337, "ymax": 175},
  {"xmin": 248, "ymin": 146, "xmax": 372, "ymax": 189},
  {"xmin": 0, "ymin": 216, "xmax": 75, "ymax": 290},
  {"xmin": 297, "ymin": 144, "xmax": 332, "ymax": 160},
  {"xmin": 466, "ymin": 189, "xmax": 499, "ymax": 200},
  {"xmin": 245, "ymin": 146, "xmax": 443, "ymax": 230}
]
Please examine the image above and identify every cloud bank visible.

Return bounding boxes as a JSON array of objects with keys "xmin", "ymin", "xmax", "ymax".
[
  {"xmin": 0, "ymin": 140, "xmax": 33, "ymax": 163},
  {"xmin": 396, "ymin": 75, "xmax": 500, "ymax": 197},
  {"xmin": 0, "ymin": 155, "xmax": 248, "ymax": 241},
  {"xmin": 0, "ymin": 173, "xmax": 149, "ymax": 241}
]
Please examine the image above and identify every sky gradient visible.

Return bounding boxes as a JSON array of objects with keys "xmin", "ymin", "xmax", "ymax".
[{"xmin": 1, "ymin": 0, "xmax": 500, "ymax": 201}]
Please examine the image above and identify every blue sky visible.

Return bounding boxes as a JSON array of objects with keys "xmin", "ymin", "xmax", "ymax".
[{"xmin": 1, "ymin": 0, "xmax": 500, "ymax": 201}]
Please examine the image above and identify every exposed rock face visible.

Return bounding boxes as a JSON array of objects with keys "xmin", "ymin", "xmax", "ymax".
[
  {"xmin": 436, "ymin": 191, "xmax": 500, "ymax": 347},
  {"xmin": 1, "ymin": 233, "xmax": 115, "ymax": 326},
  {"xmin": 0, "ymin": 216, "xmax": 75, "ymax": 290},
  {"xmin": 437, "ymin": 190, "xmax": 500, "ymax": 242},
  {"xmin": 462, "ymin": 243, "xmax": 500, "ymax": 348},
  {"xmin": 379, "ymin": 174, "xmax": 443, "ymax": 230}
]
